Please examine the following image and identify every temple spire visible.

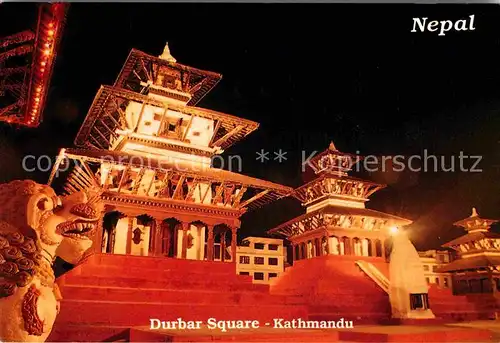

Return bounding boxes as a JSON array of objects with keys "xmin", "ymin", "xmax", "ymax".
[
  {"xmin": 471, "ymin": 207, "xmax": 478, "ymax": 217},
  {"xmin": 159, "ymin": 42, "xmax": 177, "ymax": 63},
  {"xmin": 328, "ymin": 141, "xmax": 337, "ymax": 151}
]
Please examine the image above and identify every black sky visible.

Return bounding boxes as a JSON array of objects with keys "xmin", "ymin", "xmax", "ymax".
[{"xmin": 2, "ymin": 4, "xmax": 500, "ymax": 249}]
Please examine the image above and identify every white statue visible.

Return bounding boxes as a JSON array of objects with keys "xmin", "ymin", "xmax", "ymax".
[
  {"xmin": 0, "ymin": 180, "xmax": 102, "ymax": 342},
  {"xmin": 389, "ymin": 227, "xmax": 435, "ymax": 319}
]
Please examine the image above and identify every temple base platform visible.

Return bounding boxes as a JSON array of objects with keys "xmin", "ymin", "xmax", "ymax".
[
  {"xmin": 270, "ymin": 254, "xmax": 392, "ymax": 323},
  {"xmin": 48, "ymin": 253, "xmax": 308, "ymax": 341},
  {"xmin": 48, "ymin": 323, "xmax": 494, "ymax": 342}
]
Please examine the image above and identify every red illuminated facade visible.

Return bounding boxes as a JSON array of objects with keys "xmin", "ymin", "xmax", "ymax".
[{"xmin": 0, "ymin": 3, "xmax": 67, "ymax": 127}]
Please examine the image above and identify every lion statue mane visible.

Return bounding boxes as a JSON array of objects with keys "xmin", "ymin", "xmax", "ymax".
[{"xmin": 0, "ymin": 180, "xmax": 102, "ymax": 342}]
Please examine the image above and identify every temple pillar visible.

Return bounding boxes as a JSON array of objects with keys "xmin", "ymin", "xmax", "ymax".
[
  {"xmin": 324, "ymin": 232, "xmax": 330, "ymax": 255},
  {"xmin": 316, "ymin": 237, "xmax": 322, "ymax": 257},
  {"xmin": 220, "ymin": 230, "xmax": 227, "ymax": 262},
  {"xmin": 231, "ymin": 226, "xmax": 238, "ymax": 263},
  {"xmin": 94, "ymin": 209, "xmax": 106, "ymax": 254},
  {"xmin": 148, "ymin": 219, "xmax": 156, "ymax": 255},
  {"xmin": 181, "ymin": 222, "xmax": 189, "ymax": 259},
  {"xmin": 370, "ymin": 240, "xmax": 376, "ymax": 257},
  {"xmin": 125, "ymin": 217, "xmax": 134, "ymax": 254},
  {"xmin": 154, "ymin": 219, "xmax": 163, "ymax": 256},
  {"xmin": 382, "ymin": 239, "xmax": 386, "ymax": 259},
  {"xmin": 489, "ymin": 271, "xmax": 497, "ymax": 295},
  {"xmin": 207, "ymin": 225, "xmax": 214, "ymax": 261},
  {"xmin": 292, "ymin": 244, "xmax": 297, "ymax": 263}
]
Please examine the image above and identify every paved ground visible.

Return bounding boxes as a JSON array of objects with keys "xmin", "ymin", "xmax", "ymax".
[
  {"xmin": 133, "ymin": 319, "xmax": 499, "ymax": 341},
  {"xmin": 448, "ymin": 320, "xmax": 500, "ymax": 339}
]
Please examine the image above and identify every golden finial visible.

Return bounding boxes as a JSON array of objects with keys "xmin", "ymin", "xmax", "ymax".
[
  {"xmin": 471, "ymin": 207, "xmax": 478, "ymax": 217},
  {"xmin": 328, "ymin": 141, "xmax": 337, "ymax": 151},
  {"xmin": 159, "ymin": 42, "xmax": 177, "ymax": 63}
]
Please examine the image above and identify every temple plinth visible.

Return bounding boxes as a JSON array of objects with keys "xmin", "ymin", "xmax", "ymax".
[{"xmin": 438, "ymin": 208, "xmax": 500, "ymax": 295}]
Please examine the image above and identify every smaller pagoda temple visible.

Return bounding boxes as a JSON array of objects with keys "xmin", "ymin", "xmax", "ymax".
[
  {"xmin": 268, "ymin": 142, "xmax": 411, "ymax": 262},
  {"xmin": 438, "ymin": 208, "xmax": 500, "ymax": 295}
]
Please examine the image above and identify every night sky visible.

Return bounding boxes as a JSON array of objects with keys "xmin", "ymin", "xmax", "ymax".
[{"xmin": 2, "ymin": 4, "xmax": 500, "ymax": 249}]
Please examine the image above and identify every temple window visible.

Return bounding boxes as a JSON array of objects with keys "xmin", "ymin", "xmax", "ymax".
[
  {"xmin": 435, "ymin": 277, "xmax": 440, "ymax": 285},
  {"xmin": 269, "ymin": 272, "xmax": 278, "ymax": 279},
  {"xmin": 239, "ymin": 256, "xmax": 250, "ymax": 264},
  {"xmin": 432, "ymin": 265, "xmax": 437, "ymax": 272},
  {"xmin": 423, "ymin": 265, "xmax": 429, "ymax": 271},
  {"xmin": 375, "ymin": 240, "xmax": 382, "ymax": 257},
  {"xmin": 269, "ymin": 244, "xmax": 279, "ymax": 251},
  {"xmin": 239, "ymin": 272, "xmax": 249, "ymax": 276}
]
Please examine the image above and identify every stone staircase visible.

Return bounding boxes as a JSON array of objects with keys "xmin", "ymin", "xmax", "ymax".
[
  {"xmin": 428, "ymin": 285, "xmax": 500, "ymax": 321},
  {"xmin": 48, "ymin": 253, "xmax": 308, "ymax": 342},
  {"xmin": 270, "ymin": 255, "xmax": 391, "ymax": 324}
]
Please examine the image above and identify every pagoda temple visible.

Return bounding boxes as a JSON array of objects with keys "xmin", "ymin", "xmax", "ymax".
[
  {"xmin": 438, "ymin": 208, "xmax": 500, "ymax": 295},
  {"xmin": 268, "ymin": 142, "xmax": 411, "ymax": 261},
  {"xmin": 267, "ymin": 143, "xmax": 413, "ymax": 323},
  {"xmin": 48, "ymin": 43, "xmax": 293, "ymax": 263}
]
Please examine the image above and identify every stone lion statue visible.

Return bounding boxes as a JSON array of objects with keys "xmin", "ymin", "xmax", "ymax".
[{"xmin": 0, "ymin": 180, "xmax": 102, "ymax": 342}]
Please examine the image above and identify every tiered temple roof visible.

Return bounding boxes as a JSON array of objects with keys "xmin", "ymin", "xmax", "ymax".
[
  {"xmin": 268, "ymin": 142, "xmax": 411, "ymax": 240},
  {"xmin": 49, "ymin": 43, "xmax": 293, "ymax": 219},
  {"xmin": 439, "ymin": 208, "xmax": 500, "ymax": 273}
]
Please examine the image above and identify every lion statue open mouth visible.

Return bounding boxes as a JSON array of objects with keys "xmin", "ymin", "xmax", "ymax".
[{"xmin": 0, "ymin": 180, "xmax": 103, "ymax": 342}]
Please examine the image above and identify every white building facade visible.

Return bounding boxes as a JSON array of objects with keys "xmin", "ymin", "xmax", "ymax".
[
  {"xmin": 236, "ymin": 237, "xmax": 285, "ymax": 284},
  {"xmin": 418, "ymin": 250, "xmax": 453, "ymax": 291}
]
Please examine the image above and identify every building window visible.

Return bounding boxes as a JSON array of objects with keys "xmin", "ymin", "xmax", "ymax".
[
  {"xmin": 410, "ymin": 293, "xmax": 429, "ymax": 310},
  {"xmin": 269, "ymin": 272, "xmax": 278, "ymax": 279},
  {"xmin": 444, "ymin": 277, "xmax": 449, "ymax": 288},
  {"xmin": 432, "ymin": 265, "xmax": 437, "ymax": 272},
  {"xmin": 239, "ymin": 256, "xmax": 250, "ymax": 264},
  {"xmin": 268, "ymin": 257, "xmax": 278, "ymax": 266},
  {"xmin": 254, "ymin": 272, "xmax": 264, "ymax": 280},
  {"xmin": 269, "ymin": 244, "xmax": 279, "ymax": 251},
  {"xmin": 425, "ymin": 277, "xmax": 430, "ymax": 284},
  {"xmin": 435, "ymin": 277, "xmax": 440, "ymax": 285},
  {"xmin": 254, "ymin": 257, "xmax": 265, "ymax": 265},
  {"xmin": 438, "ymin": 254, "xmax": 445, "ymax": 263},
  {"xmin": 423, "ymin": 265, "xmax": 429, "ymax": 271},
  {"xmin": 239, "ymin": 272, "xmax": 249, "ymax": 276},
  {"xmin": 254, "ymin": 243, "xmax": 265, "ymax": 250}
]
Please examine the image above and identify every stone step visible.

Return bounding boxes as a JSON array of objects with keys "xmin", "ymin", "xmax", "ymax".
[
  {"xmin": 56, "ymin": 299, "xmax": 308, "ymax": 326},
  {"xmin": 48, "ymin": 325, "xmax": 341, "ymax": 342},
  {"xmin": 129, "ymin": 328, "xmax": 340, "ymax": 342},
  {"xmin": 48, "ymin": 325, "xmax": 129, "ymax": 342},
  {"xmin": 308, "ymin": 312, "xmax": 389, "ymax": 324},
  {"xmin": 309, "ymin": 302, "xmax": 391, "ymax": 313},
  {"xmin": 60, "ymin": 285, "xmax": 303, "ymax": 305},
  {"xmin": 85, "ymin": 253, "xmax": 236, "ymax": 274},
  {"xmin": 60, "ymin": 275, "xmax": 270, "ymax": 292},
  {"xmin": 69, "ymin": 264, "xmax": 252, "ymax": 282}
]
